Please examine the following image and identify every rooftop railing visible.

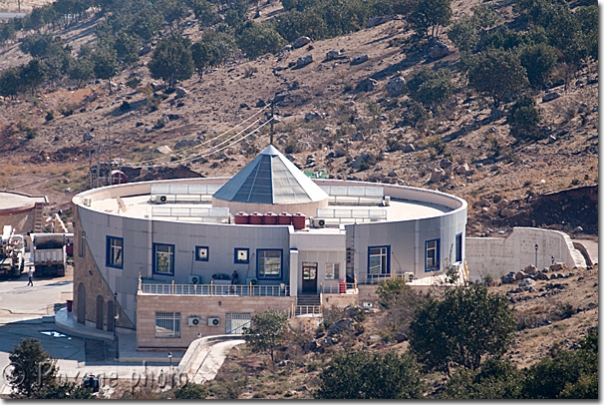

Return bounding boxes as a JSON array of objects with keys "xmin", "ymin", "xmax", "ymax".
[{"xmin": 140, "ymin": 282, "xmax": 290, "ymax": 296}]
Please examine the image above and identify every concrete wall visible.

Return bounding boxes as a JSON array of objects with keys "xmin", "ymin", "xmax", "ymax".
[
  {"xmin": 212, "ymin": 197, "xmax": 328, "ymax": 218},
  {"xmin": 466, "ymin": 227, "xmax": 586, "ymax": 281},
  {"xmin": 136, "ymin": 294, "xmax": 295, "ymax": 349}
]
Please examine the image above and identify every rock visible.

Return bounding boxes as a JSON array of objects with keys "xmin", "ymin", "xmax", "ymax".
[
  {"xmin": 549, "ymin": 273, "xmax": 557, "ymax": 279},
  {"xmin": 356, "ymin": 78, "xmax": 378, "ymax": 92},
  {"xmin": 515, "ymin": 271, "xmax": 526, "ymax": 281},
  {"xmin": 152, "ymin": 145, "xmax": 172, "ymax": 154},
  {"xmin": 256, "ymin": 99, "xmax": 266, "ymax": 108},
  {"xmin": 293, "ymin": 36, "xmax": 311, "ymax": 49},
  {"xmin": 352, "ymin": 132, "xmax": 364, "ymax": 142},
  {"xmin": 428, "ymin": 41, "xmax": 450, "ymax": 59},
  {"xmin": 548, "ymin": 135, "xmax": 556, "ymax": 143},
  {"xmin": 573, "ymin": 226, "xmax": 583, "ymax": 233},
  {"xmin": 550, "ymin": 262, "xmax": 567, "ymax": 271},
  {"xmin": 326, "ymin": 50, "xmax": 341, "ymax": 60},
  {"xmin": 402, "ymin": 144, "xmax": 415, "ymax": 153},
  {"xmin": 327, "ymin": 318, "xmax": 355, "ymax": 336},
  {"xmin": 542, "ymin": 92, "xmax": 561, "ymax": 102},
  {"xmin": 367, "ymin": 15, "xmax": 395, "ymax": 28},
  {"xmin": 393, "ymin": 332, "xmax": 408, "ymax": 343},
  {"xmin": 386, "ymin": 76, "xmax": 405, "ymax": 97},
  {"xmin": 175, "ymin": 87, "xmax": 187, "ymax": 98},
  {"xmin": 519, "ymin": 278, "xmax": 536, "ymax": 290},
  {"xmin": 501, "ymin": 272, "xmax": 516, "ymax": 284},
  {"xmin": 429, "ymin": 167, "xmax": 445, "ymax": 183},
  {"xmin": 296, "ymin": 55, "xmax": 313, "ymax": 67},
  {"xmin": 299, "ymin": 385, "xmax": 308, "ymax": 392},
  {"xmin": 333, "ymin": 148, "xmax": 346, "ymax": 158},
  {"xmin": 439, "ymin": 158, "xmax": 452, "ymax": 170},
  {"xmin": 587, "ymin": 302, "xmax": 597, "ymax": 309},
  {"xmin": 351, "ymin": 54, "xmax": 369, "ymax": 65},
  {"xmin": 174, "ymin": 139, "xmax": 198, "ymax": 149},
  {"xmin": 279, "ymin": 44, "xmax": 293, "ymax": 53},
  {"xmin": 351, "ymin": 153, "xmax": 372, "ymax": 169},
  {"xmin": 455, "ymin": 163, "xmax": 470, "ymax": 175},
  {"xmin": 139, "ymin": 44, "xmax": 152, "ymax": 56},
  {"xmin": 304, "ymin": 111, "xmax": 322, "ymax": 122},
  {"xmin": 523, "ymin": 264, "xmax": 538, "ymax": 274},
  {"xmin": 302, "ymin": 340, "xmax": 322, "ymax": 353},
  {"xmin": 535, "ymin": 272, "xmax": 549, "ymax": 280}
]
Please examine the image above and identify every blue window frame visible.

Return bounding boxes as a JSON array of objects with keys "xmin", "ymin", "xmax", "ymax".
[
  {"xmin": 195, "ymin": 246, "xmax": 209, "ymax": 262},
  {"xmin": 367, "ymin": 246, "xmax": 390, "ymax": 276},
  {"xmin": 106, "ymin": 236, "xmax": 123, "ymax": 269},
  {"xmin": 234, "ymin": 248, "xmax": 249, "ymax": 264},
  {"xmin": 153, "ymin": 243, "xmax": 175, "ymax": 276},
  {"xmin": 257, "ymin": 249, "xmax": 283, "ymax": 279},
  {"xmin": 455, "ymin": 233, "xmax": 462, "ymax": 263},
  {"xmin": 425, "ymin": 239, "xmax": 440, "ymax": 272}
]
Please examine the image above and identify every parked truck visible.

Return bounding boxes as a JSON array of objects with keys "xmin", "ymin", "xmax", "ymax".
[
  {"xmin": 31, "ymin": 233, "xmax": 67, "ymax": 277},
  {"xmin": 0, "ymin": 225, "xmax": 25, "ymax": 279}
]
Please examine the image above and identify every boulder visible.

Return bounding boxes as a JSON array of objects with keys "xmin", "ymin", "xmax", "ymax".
[
  {"xmin": 515, "ymin": 271, "xmax": 526, "ymax": 281},
  {"xmin": 402, "ymin": 143, "xmax": 415, "ymax": 153},
  {"xmin": 550, "ymin": 262, "xmax": 567, "ymax": 271},
  {"xmin": 519, "ymin": 278, "xmax": 536, "ymax": 290},
  {"xmin": 386, "ymin": 76, "xmax": 406, "ymax": 97},
  {"xmin": 393, "ymin": 332, "xmax": 408, "ymax": 343},
  {"xmin": 293, "ymin": 36, "xmax": 311, "ymax": 49},
  {"xmin": 174, "ymin": 139, "xmax": 198, "ymax": 149},
  {"xmin": 501, "ymin": 272, "xmax": 516, "ymax": 284},
  {"xmin": 352, "ymin": 153, "xmax": 372, "ymax": 169},
  {"xmin": 455, "ymin": 163, "xmax": 470, "ymax": 175},
  {"xmin": 304, "ymin": 111, "xmax": 322, "ymax": 122},
  {"xmin": 152, "ymin": 145, "xmax": 172, "ymax": 154},
  {"xmin": 523, "ymin": 264, "xmax": 538, "ymax": 274},
  {"xmin": 542, "ymin": 92, "xmax": 561, "ymax": 102},
  {"xmin": 439, "ymin": 158, "xmax": 452, "ymax": 170},
  {"xmin": 296, "ymin": 55, "xmax": 313, "ymax": 67},
  {"xmin": 429, "ymin": 167, "xmax": 445, "ymax": 183},
  {"xmin": 351, "ymin": 54, "xmax": 369, "ymax": 65},
  {"xmin": 352, "ymin": 132, "xmax": 364, "ymax": 142},
  {"xmin": 428, "ymin": 41, "xmax": 450, "ymax": 59},
  {"xmin": 256, "ymin": 99, "xmax": 266, "ymax": 108},
  {"xmin": 326, "ymin": 50, "xmax": 340, "ymax": 60},
  {"xmin": 356, "ymin": 78, "xmax": 378, "ymax": 92},
  {"xmin": 367, "ymin": 15, "xmax": 395, "ymax": 28},
  {"xmin": 279, "ymin": 44, "xmax": 293, "ymax": 53},
  {"xmin": 327, "ymin": 318, "xmax": 355, "ymax": 336},
  {"xmin": 175, "ymin": 87, "xmax": 187, "ymax": 98},
  {"xmin": 535, "ymin": 271, "xmax": 549, "ymax": 280}
]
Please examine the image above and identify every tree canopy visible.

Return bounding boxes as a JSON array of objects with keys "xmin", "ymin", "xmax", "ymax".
[
  {"xmin": 243, "ymin": 309, "xmax": 288, "ymax": 364},
  {"xmin": 148, "ymin": 34, "xmax": 194, "ymax": 88}
]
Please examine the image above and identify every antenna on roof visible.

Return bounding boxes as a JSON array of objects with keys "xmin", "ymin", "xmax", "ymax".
[{"xmin": 269, "ymin": 100, "xmax": 274, "ymax": 145}]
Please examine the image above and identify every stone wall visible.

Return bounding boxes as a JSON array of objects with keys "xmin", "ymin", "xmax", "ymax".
[{"xmin": 136, "ymin": 294, "xmax": 295, "ymax": 349}]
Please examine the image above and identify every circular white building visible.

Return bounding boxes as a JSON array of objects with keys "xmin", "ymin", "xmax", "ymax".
[{"xmin": 71, "ymin": 146, "xmax": 467, "ymax": 349}]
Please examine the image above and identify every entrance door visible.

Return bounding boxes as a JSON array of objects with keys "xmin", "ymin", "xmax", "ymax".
[
  {"xmin": 302, "ymin": 262, "xmax": 318, "ymax": 293},
  {"xmin": 226, "ymin": 313, "xmax": 251, "ymax": 334}
]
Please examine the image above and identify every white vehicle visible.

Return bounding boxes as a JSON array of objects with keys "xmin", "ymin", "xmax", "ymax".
[
  {"xmin": 31, "ymin": 233, "xmax": 67, "ymax": 277},
  {"xmin": 0, "ymin": 225, "xmax": 25, "ymax": 279}
]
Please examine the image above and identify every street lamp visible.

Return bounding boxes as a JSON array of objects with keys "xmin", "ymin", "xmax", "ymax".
[{"xmin": 534, "ymin": 244, "xmax": 539, "ymax": 268}]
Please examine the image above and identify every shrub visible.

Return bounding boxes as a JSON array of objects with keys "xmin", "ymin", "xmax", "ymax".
[{"xmin": 506, "ymin": 94, "xmax": 541, "ymax": 141}]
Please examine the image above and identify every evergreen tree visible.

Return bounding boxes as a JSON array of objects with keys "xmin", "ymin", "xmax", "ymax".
[{"xmin": 148, "ymin": 34, "xmax": 194, "ymax": 88}]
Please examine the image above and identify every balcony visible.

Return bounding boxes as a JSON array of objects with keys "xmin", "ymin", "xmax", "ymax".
[{"xmin": 139, "ymin": 281, "xmax": 290, "ymax": 297}]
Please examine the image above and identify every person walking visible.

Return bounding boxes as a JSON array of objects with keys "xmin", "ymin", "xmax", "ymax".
[{"xmin": 27, "ymin": 267, "xmax": 34, "ymax": 287}]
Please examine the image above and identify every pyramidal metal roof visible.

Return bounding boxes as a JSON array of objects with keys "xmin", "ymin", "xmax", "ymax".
[{"xmin": 213, "ymin": 145, "xmax": 329, "ymax": 204}]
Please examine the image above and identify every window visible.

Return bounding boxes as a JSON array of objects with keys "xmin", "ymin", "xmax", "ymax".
[
  {"xmin": 325, "ymin": 263, "xmax": 340, "ymax": 280},
  {"xmin": 257, "ymin": 249, "xmax": 282, "ymax": 279},
  {"xmin": 368, "ymin": 246, "xmax": 390, "ymax": 275},
  {"xmin": 153, "ymin": 243, "xmax": 174, "ymax": 275},
  {"xmin": 425, "ymin": 239, "xmax": 440, "ymax": 272},
  {"xmin": 79, "ymin": 231, "xmax": 86, "ymax": 258},
  {"xmin": 234, "ymin": 248, "xmax": 249, "ymax": 264},
  {"xmin": 106, "ymin": 236, "xmax": 123, "ymax": 269},
  {"xmin": 195, "ymin": 246, "xmax": 209, "ymax": 261},
  {"xmin": 455, "ymin": 233, "xmax": 462, "ymax": 263},
  {"xmin": 155, "ymin": 312, "xmax": 181, "ymax": 338}
]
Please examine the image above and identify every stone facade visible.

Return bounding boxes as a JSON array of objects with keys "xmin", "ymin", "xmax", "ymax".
[{"xmin": 136, "ymin": 294, "xmax": 296, "ymax": 349}]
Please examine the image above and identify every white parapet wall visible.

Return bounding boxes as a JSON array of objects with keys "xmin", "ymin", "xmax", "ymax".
[{"xmin": 466, "ymin": 227, "xmax": 586, "ymax": 281}]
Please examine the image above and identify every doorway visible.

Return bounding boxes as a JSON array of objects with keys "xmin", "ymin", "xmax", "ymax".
[{"xmin": 302, "ymin": 262, "xmax": 318, "ymax": 294}]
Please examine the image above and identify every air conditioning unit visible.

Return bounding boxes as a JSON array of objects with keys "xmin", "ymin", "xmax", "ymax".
[
  {"xmin": 82, "ymin": 197, "xmax": 92, "ymax": 207},
  {"xmin": 311, "ymin": 218, "xmax": 326, "ymax": 228},
  {"xmin": 403, "ymin": 272, "xmax": 415, "ymax": 282},
  {"xmin": 189, "ymin": 275, "xmax": 201, "ymax": 284},
  {"xmin": 381, "ymin": 196, "xmax": 391, "ymax": 206},
  {"xmin": 151, "ymin": 195, "xmax": 168, "ymax": 204},
  {"xmin": 208, "ymin": 317, "xmax": 220, "ymax": 326},
  {"xmin": 188, "ymin": 316, "xmax": 200, "ymax": 326},
  {"xmin": 362, "ymin": 302, "xmax": 373, "ymax": 308}
]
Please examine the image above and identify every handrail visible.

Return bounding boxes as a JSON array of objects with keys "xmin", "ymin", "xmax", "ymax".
[
  {"xmin": 319, "ymin": 281, "xmax": 357, "ymax": 294},
  {"xmin": 140, "ymin": 283, "xmax": 290, "ymax": 296}
]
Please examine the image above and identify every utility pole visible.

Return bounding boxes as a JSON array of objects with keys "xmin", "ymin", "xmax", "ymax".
[{"xmin": 269, "ymin": 101, "xmax": 274, "ymax": 145}]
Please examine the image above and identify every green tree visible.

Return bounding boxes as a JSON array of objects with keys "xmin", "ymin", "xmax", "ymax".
[
  {"xmin": 441, "ymin": 358, "xmax": 523, "ymax": 399},
  {"xmin": 236, "ymin": 22, "xmax": 286, "ymax": 59},
  {"xmin": 148, "ymin": 34, "xmax": 194, "ymax": 88},
  {"xmin": 0, "ymin": 67, "xmax": 23, "ymax": 99},
  {"xmin": 376, "ymin": 277, "xmax": 409, "ymax": 308},
  {"xmin": 447, "ymin": 17, "xmax": 478, "ymax": 53},
  {"xmin": 191, "ymin": 0, "xmax": 220, "ymax": 27},
  {"xmin": 20, "ymin": 59, "xmax": 48, "ymax": 95},
  {"xmin": 518, "ymin": 43, "xmax": 557, "ymax": 89},
  {"xmin": 314, "ymin": 350, "xmax": 424, "ymax": 399},
  {"xmin": 408, "ymin": 0, "xmax": 451, "ymax": 38},
  {"xmin": 19, "ymin": 33, "xmax": 54, "ymax": 57},
  {"xmin": 506, "ymin": 94, "xmax": 541, "ymax": 141},
  {"xmin": 406, "ymin": 67, "xmax": 454, "ymax": 108},
  {"xmin": 8, "ymin": 338, "xmax": 58, "ymax": 398},
  {"xmin": 243, "ymin": 309, "xmax": 288, "ymax": 364},
  {"xmin": 114, "ymin": 31, "xmax": 140, "ymax": 64},
  {"xmin": 69, "ymin": 58, "xmax": 95, "ymax": 87},
  {"xmin": 522, "ymin": 330, "xmax": 598, "ymax": 399},
  {"xmin": 468, "ymin": 50, "xmax": 528, "ymax": 109},
  {"xmin": 173, "ymin": 382, "xmax": 208, "ymax": 399},
  {"xmin": 409, "ymin": 283, "xmax": 516, "ymax": 374},
  {"xmin": 157, "ymin": 0, "xmax": 191, "ymax": 28},
  {"xmin": 91, "ymin": 47, "xmax": 119, "ymax": 93},
  {"xmin": 190, "ymin": 41, "xmax": 213, "ymax": 79},
  {"xmin": 274, "ymin": 9, "xmax": 328, "ymax": 42}
]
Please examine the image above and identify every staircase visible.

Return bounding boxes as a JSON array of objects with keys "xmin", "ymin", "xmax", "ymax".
[
  {"xmin": 32, "ymin": 203, "xmax": 45, "ymax": 233},
  {"xmin": 295, "ymin": 294, "xmax": 321, "ymax": 316}
]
